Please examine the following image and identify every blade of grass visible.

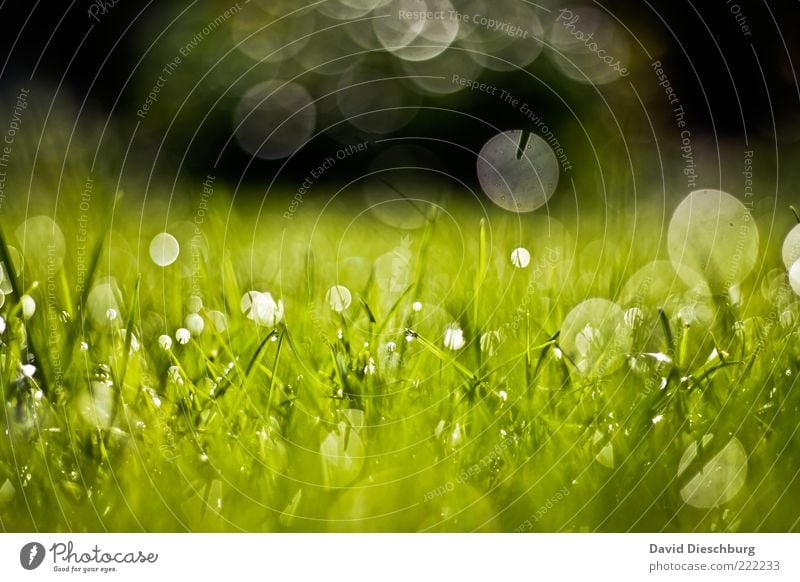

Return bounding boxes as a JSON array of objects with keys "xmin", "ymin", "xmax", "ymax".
[
  {"xmin": 477, "ymin": 337, "xmax": 558, "ymax": 383},
  {"xmin": 118, "ymin": 275, "xmax": 141, "ymax": 387},
  {"xmin": 473, "ymin": 218, "xmax": 488, "ymax": 341},
  {"xmin": 409, "ymin": 207, "xmax": 439, "ymax": 300},
  {"xmin": 329, "ymin": 345, "xmax": 349, "ymax": 398},
  {"xmin": 658, "ymin": 308, "xmax": 675, "ymax": 359},
  {"xmin": 305, "ymin": 247, "xmax": 315, "ymax": 305},
  {"xmin": 63, "ymin": 191, "xmax": 122, "ymax": 379},
  {"xmin": 0, "ymin": 225, "xmax": 50, "ymax": 397},
  {"xmin": 359, "ymin": 296, "xmax": 377, "ymax": 326},
  {"xmin": 228, "ymin": 328, "xmax": 279, "ymax": 413},
  {"xmin": 374, "ymin": 284, "xmax": 413, "ymax": 337},
  {"xmin": 243, "ymin": 329, "xmax": 279, "ymax": 388},
  {"xmin": 529, "ymin": 331, "xmax": 560, "ymax": 397},
  {"xmin": 407, "ymin": 329, "xmax": 476, "ymax": 382},
  {"xmin": 265, "ymin": 329, "xmax": 285, "ymax": 417},
  {"xmin": 525, "ymin": 309, "xmax": 531, "ymax": 395},
  {"xmin": 281, "ymin": 327, "xmax": 328, "ymax": 413}
]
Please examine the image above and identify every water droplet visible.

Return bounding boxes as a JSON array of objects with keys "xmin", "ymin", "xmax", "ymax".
[
  {"xmin": 241, "ymin": 291, "xmax": 284, "ymax": 327},
  {"xmin": 593, "ymin": 431, "xmax": 615, "ymax": 469},
  {"xmin": 443, "ymin": 323, "xmax": 465, "ymax": 350},
  {"xmin": 560, "ymin": 299, "xmax": 631, "ymax": 377},
  {"xmin": 208, "ymin": 310, "xmax": 227, "ymax": 332},
  {"xmin": 373, "ymin": 0, "xmax": 459, "ymax": 62},
  {"xmin": 16, "ymin": 216, "xmax": 66, "ymax": 274},
  {"xmin": 186, "ymin": 295, "xmax": 203, "ymax": 313},
  {"xmin": 231, "ymin": 3, "xmax": 315, "ymax": 63},
  {"xmin": 668, "ymin": 189, "xmax": 759, "ymax": 293},
  {"xmin": 644, "ymin": 352, "xmax": 672, "ymax": 365},
  {"xmin": 158, "ymin": 334, "xmax": 172, "ymax": 350},
  {"xmin": 510, "ymin": 247, "xmax": 531, "ymax": 269},
  {"xmin": 149, "ymin": 233, "xmax": 180, "ymax": 267},
  {"xmin": 185, "ymin": 313, "xmax": 205, "ymax": 336},
  {"xmin": 447, "ymin": 422, "xmax": 466, "ymax": 450},
  {"xmin": 326, "ymin": 285, "xmax": 352, "ymax": 313},
  {"xmin": 78, "ymin": 380, "xmax": 115, "ymax": 429},
  {"xmin": 167, "ymin": 367, "xmax": 182, "ymax": 385},
  {"xmin": 0, "ymin": 478, "xmax": 16, "ymax": 504},
  {"xmin": 678, "ymin": 305, "xmax": 697, "ymax": 325},
  {"xmin": 340, "ymin": 409, "xmax": 365, "ymax": 433},
  {"xmin": 477, "ymin": 130, "xmax": 559, "ymax": 213},
  {"xmin": 782, "ymin": 223, "xmax": 800, "ymax": 269},
  {"xmin": 480, "ymin": 330, "xmax": 502, "ymax": 355},
  {"xmin": 320, "ymin": 423, "xmax": 365, "ymax": 488},
  {"xmin": 21, "ymin": 294, "xmax": 36, "ymax": 319},
  {"xmin": 790, "ymin": 259, "xmax": 800, "ymax": 296},
  {"xmin": 175, "ymin": 328, "xmax": 190, "ymax": 345},
  {"xmin": 624, "ymin": 307, "xmax": 643, "ymax": 328},
  {"xmin": 678, "ymin": 435, "xmax": 747, "ymax": 508}
]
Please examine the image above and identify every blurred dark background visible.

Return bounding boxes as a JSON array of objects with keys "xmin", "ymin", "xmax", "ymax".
[{"xmin": 0, "ymin": 0, "xmax": 797, "ymax": 194}]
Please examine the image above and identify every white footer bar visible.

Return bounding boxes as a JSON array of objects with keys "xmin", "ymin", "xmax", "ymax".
[{"xmin": 1, "ymin": 534, "xmax": 797, "ymax": 581}]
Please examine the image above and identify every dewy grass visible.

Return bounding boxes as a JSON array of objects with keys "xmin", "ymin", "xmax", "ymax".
[{"xmin": 0, "ymin": 191, "xmax": 799, "ymax": 533}]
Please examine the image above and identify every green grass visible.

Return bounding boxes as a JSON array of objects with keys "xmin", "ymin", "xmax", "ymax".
[{"xmin": 1, "ymin": 189, "xmax": 800, "ymax": 533}]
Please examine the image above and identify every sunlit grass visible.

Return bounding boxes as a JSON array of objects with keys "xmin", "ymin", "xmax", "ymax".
[{"xmin": 0, "ymin": 189, "xmax": 799, "ymax": 533}]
